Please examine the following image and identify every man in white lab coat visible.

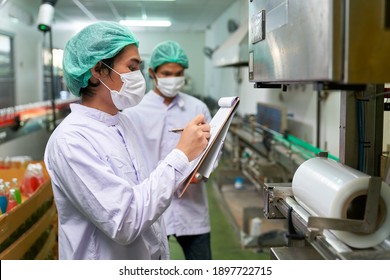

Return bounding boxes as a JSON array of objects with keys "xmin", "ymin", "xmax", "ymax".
[
  {"xmin": 44, "ymin": 23, "xmax": 210, "ymax": 260},
  {"xmin": 124, "ymin": 40, "xmax": 212, "ymax": 259}
]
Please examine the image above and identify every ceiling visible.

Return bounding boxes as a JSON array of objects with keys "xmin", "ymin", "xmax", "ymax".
[{"xmin": 7, "ymin": 0, "xmax": 237, "ymax": 32}]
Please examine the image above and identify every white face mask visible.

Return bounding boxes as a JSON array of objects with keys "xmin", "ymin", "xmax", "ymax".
[
  {"xmin": 156, "ymin": 76, "xmax": 185, "ymax": 98},
  {"xmin": 99, "ymin": 66, "xmax": 146, "ymax": 110}
]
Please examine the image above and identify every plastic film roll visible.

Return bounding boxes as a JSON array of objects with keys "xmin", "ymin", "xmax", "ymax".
[{"xmin": 292, "ymin": 157, "xmax": 390, "ymax": 248}]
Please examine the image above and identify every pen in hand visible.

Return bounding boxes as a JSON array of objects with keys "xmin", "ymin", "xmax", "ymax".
[
  {"xmin": 169, "ymin": 128, "xmax": 184, "ymax": 133},
  {"xmin": 169, "ymin": 124, "xmax": 213, "ymax": 133}
]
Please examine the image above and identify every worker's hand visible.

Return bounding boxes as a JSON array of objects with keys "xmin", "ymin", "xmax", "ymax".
[{"xmin": 176, "ymin": 114, "xmax": 210, "ymax": 161}]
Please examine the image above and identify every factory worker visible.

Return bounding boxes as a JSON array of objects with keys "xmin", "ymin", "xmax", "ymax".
[
  {"xmin": 44, "ymin": 22, "xmax": 210, "ymax": 260},
  {"xmin": 123, "ymin": 40, "xmax": 212, "ymax": 260}
]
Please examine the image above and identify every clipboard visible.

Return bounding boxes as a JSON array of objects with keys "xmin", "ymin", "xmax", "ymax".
[{"xmin": 178, "ymin": 96, "xmax": 240, "ymax": 198}]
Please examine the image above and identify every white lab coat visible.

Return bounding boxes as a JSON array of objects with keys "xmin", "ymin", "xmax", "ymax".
[
  {"xmin": 44, "ymin": 103, "xmax": 191, "ymax": 259},
  {"xmin": 124, "ymin": 91, "xmax": 212, "ymax": 236}
]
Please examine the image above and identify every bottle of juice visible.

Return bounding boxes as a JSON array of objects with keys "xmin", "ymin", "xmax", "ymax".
[
  {"xmin": 6, "ymin": 189, "xmax": 18, "ymax": 212},
  {"xmin": 0, "ymin": 183, "xmax": 8, "ymax": 214},
  {"xmin": 21, "ymin": 163, "xmax": 45, "ymax": 196},
  {"xmin": 32, "ymin": 163, "xmax": 45, "ymax": 191},
  {"xmin": 4, "ymin": 181, "xmax": 10, "ymax": 199},
  {"xmin": 11, "ymin": 178, "xmax": 22, "ymax": 204}
]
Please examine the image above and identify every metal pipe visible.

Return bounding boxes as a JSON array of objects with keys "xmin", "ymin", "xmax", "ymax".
[{"xmin": 49, "ymin": 30, "xmax": 56, "ymax": 129}]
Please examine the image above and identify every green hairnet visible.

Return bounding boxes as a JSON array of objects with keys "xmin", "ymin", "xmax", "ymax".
[
  {"xmin": 149, "ymin": 40, "xmax": 188, "ymax": 71},
  {"xmin": 63, "ymin": 21, "xmax": 139, "ymax": 96}
]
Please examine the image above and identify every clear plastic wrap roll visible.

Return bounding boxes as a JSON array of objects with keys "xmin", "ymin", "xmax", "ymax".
[{"xmin": 292, "ymin": 157, "xmax": 390, "ymax": 248}]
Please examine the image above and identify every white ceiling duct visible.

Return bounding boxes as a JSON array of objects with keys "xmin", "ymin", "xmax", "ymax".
[{"xmin": 212, "ymin": 23, "xmax": 248, "ymax": 67}]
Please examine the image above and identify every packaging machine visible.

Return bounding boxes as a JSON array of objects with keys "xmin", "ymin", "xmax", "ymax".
[{"xmin": 263, "ymin": 154, "xmax": 390, "ymax": 260}]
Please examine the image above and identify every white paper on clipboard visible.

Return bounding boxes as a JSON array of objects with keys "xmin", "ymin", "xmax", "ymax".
[{"xmin": 178, "ymin": 96, "xmax": 240, "ymax": 197}]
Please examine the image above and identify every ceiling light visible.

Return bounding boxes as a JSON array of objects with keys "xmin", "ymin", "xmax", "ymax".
[{"xmin": 119, "ymin": 19, "xmax": 171, "ymax": 27}]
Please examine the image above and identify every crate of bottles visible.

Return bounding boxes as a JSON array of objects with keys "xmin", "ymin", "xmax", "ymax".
[{"xmin": 0, "ymin": 159, "xmax": 57, "ymax": 259}]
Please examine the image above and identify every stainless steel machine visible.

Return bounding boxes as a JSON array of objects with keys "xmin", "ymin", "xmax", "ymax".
[
  {"xmin": 247, "ymin": 0, "xmax": 390, "ymax": 259},
  {"xmin": 248, "ymin": 0, "xmax": 390, "ymax": 87}
]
